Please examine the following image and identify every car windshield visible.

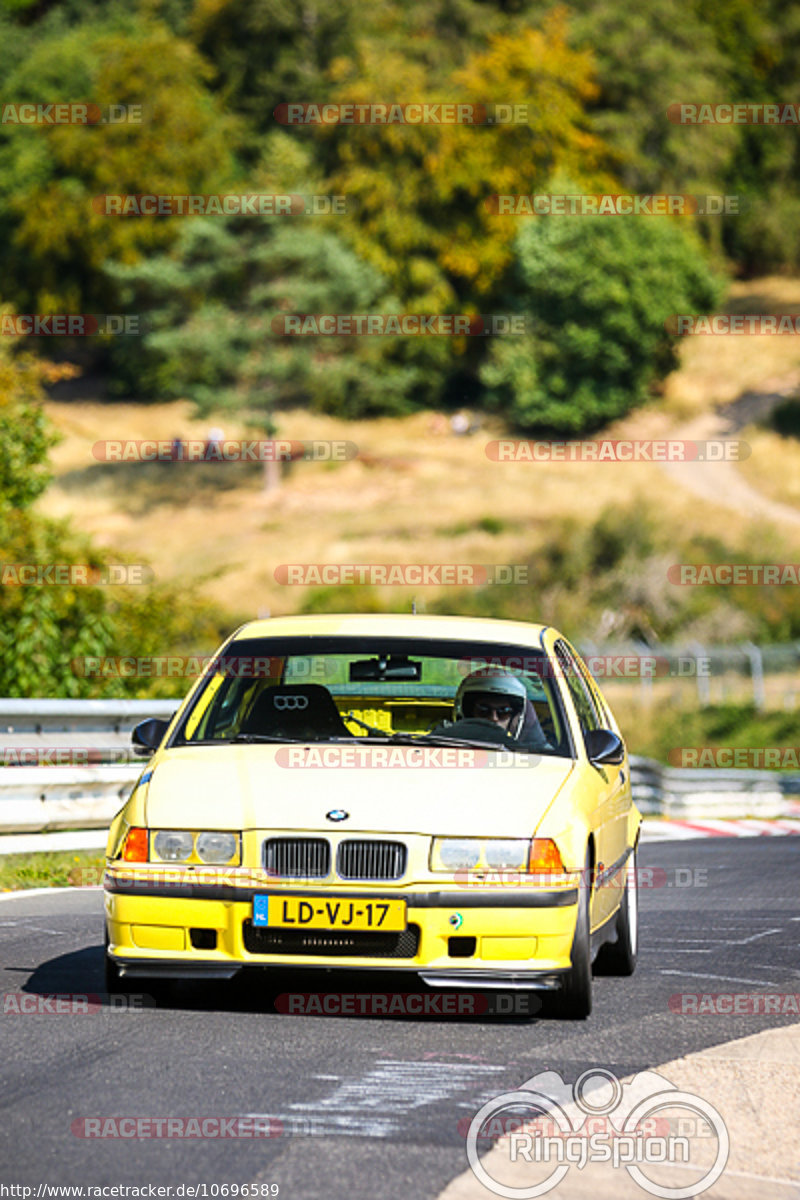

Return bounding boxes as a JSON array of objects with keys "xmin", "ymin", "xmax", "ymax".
[{"xmin": 171, "ymin": 636, "xmax": 572, "ymax": 757}]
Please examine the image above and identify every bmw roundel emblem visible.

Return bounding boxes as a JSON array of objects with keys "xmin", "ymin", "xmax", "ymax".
[{"xmin": 326, "ymin": 809, "xmax": 349, "ymax": 822}]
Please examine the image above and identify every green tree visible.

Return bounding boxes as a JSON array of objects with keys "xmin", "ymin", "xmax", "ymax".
[
  {"xmin": 0, "ymin": 327, "xmax": 230, "ymax": 698},
  {"xmin": 480, "ymin": 209, "xmax": 724, "ymax": 433},
  {"xmin": 106, "ymin": 179, "xmax": 441, "ymax": 418},
  {"xmin": 0, "ymin": 13, "xmax": 238, "ymax": 314}
]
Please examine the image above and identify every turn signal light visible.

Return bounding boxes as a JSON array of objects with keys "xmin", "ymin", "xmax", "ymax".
[
  {"xmin": 121, "ymin": 826, "xmax": 148, "ymax": 862},
  {"xmin": 527, "ymin": 839, "xmax": 564, "ymax": 872}
]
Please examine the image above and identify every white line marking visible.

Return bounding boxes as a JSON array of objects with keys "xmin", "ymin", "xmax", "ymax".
[
  {"xmin": 733, "ymin": 928, "xmax": 782, "ymax": 944},
  {"xmin": 661, "ymin": 969, "xmax": 779, "ymax": 986}
]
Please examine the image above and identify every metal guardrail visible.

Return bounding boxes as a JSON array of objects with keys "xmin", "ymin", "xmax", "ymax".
[
  {"xmin": 628, "ymin": 756, "xmax": 793, "ymax": 818},
  {"xmin": 0, "ymin": 701, "xmax": 797, "ymax": 835}
]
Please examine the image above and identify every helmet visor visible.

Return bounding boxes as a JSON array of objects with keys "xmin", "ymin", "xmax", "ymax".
[{"xmin": 463, "ymin": 691, "xmax": 524, "ymax": 721}]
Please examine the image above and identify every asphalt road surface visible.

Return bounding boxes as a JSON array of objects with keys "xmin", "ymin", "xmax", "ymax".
[{"xmin": 1, "ymin": 838, "xmax": 798, "ymax": 1198}]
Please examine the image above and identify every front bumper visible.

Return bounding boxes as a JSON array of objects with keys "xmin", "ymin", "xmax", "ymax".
[{"xmin": 104, "ymin": 876, "xmax": 580, "ymax": 986}]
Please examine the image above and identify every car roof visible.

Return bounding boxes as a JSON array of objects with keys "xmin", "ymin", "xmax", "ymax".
[{"xmin": 227, "ymin": 612, "xmax": 552, "ymax": 648}]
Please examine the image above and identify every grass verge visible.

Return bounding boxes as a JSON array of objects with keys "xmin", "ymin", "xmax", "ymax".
[{"xmin": 0, "ymin": 849, "xmax": 105, "ymax": 892}]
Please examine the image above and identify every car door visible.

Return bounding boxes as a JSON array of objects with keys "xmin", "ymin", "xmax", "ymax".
[{"xmin": 554, "ymin": 640, "xmax": 625, "ymax": 928}]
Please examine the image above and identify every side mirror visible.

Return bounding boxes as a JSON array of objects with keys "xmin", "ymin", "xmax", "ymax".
[
  {"xmin": 584, "ymin": 728, "xmax": 625, "ymax": 766},
  {"xmin": 131, "ymin": 717, "xmax": 172, "ymax": 757}
]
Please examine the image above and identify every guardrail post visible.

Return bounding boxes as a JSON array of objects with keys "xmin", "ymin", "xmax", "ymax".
[{"xmin": 743, "ymin": 641, "xmax": 766, "ymax": 711}]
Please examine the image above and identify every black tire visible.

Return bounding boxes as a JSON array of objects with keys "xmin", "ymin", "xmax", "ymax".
[
  {"xmin": 104, "ymin": 929, "xmax": 126, "ymax": 994},
  {"xmin": 559, "ymin": 849, "xmax": 592, "ymax": 1019},
  {"xmin": 595, "ymin": 845, "xmax": 638, "ymax": 976}
]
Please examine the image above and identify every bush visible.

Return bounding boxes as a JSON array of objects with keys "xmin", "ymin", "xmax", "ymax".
[{"xmin": 480, "ymin": 211, "xmax": 725, "ymax": 434}]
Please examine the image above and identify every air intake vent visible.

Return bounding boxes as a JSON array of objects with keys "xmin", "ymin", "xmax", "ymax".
[
  {"xmin": 337, "ymin": 840, "xmax": 407, "ymax": 880},
  {"xmin": 264, "ymin": 838, "xmax": 330, "ymax": 878}
]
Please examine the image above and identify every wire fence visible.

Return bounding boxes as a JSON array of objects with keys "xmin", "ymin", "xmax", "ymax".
[{"xmin": 576, "ymin": 641, "xmax": 800, "ymax": 710}]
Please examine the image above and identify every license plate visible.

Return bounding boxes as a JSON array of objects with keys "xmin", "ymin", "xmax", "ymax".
[{"xmin": 253, "ymin": 894, "xmax": 406, "ymax": 932}]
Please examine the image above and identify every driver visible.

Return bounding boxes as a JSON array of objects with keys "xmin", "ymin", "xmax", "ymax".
[{"xmin": 432, "ymin": 667, "xmax": 551, "ymax": 751}]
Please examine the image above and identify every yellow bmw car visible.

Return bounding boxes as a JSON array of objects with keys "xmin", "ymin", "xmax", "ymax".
[{"xmin": 104, "ymin": 613, "xmax": 640, "ymax": 1017}]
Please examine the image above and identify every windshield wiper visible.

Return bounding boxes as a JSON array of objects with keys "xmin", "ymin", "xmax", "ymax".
[
  {"xmin": 352, "ymin": 732, "xmax": 533, "ymax": 753},
  {"xmin": 229, "ymin": 734, "xmax": 307, "ymax": 744}
]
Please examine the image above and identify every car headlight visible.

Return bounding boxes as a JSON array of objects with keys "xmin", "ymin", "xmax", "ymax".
[
  {"xmin": 148, "ymin": 830, "xmax": 242, "ymax": 865},
  {"xmin": 430, "ymin": 837, "xmax": 564, "ymax": 874},
  {"xmin": 153, "ymin": 830, "xmax": 195, "ymax": 862},
  {"xmin": 484, "ymin": 840, "xmax": 531, "ymax": 871},
  {"xmin": 432, "ymin": 840, "xmax": 482, "ymax": 871},
  {"xmin": 196, "ymin": 832, "xmax": 239, "ymax": 864}
]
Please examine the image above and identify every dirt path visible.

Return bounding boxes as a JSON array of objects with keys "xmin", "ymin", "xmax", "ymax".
[{"xmin": 657, "ymin": 373, "xmax": 800, "ymax": 527}]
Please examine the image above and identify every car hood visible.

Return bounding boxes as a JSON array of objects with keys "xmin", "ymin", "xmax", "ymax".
[{"xmin": 144, "ymin": 744, "xmax": 575, "ymax": 838}]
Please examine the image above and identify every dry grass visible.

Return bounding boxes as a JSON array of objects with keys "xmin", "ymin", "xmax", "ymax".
[
  {"xmin": 37, "ymin": 277, "xmax": 800, "ymax": 621},
  {"xmin": 662, "ymin": 276, "xmax": 800, "ymax": 419}
]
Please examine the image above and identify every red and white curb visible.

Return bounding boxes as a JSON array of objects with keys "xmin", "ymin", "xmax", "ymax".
[{"xmin": 642, "ymin": 816, "xmax": 800, "ymax": 840}]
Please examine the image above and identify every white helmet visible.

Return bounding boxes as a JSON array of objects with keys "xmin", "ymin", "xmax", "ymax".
[{"xmin": 455, "ymin": 668, "xmax": 528, "ymax": 738}]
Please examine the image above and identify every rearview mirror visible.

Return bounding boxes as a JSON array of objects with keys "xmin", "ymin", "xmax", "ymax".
[
  {"xmin": 349, "ymin": 655, "xmax": 422, "ymax": 682},
  {"xmin": 131, "ymin": 716, "xmax": 172, "ymax": 756},
  {"xmin": 584, "ymin": 728, "xmax": 625, "ymax": 766}
]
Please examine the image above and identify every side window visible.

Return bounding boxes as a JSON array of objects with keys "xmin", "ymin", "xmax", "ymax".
[
  {"xmin": 554, "ymin": 642, "xmax": 602, "ymax": 740},
  {"xmin": 574, "ymin": 655, "xmax": 613, "ymax": 729}
]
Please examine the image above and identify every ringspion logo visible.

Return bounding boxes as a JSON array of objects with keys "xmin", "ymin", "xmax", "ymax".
[{"xmin": 466, "ymin": 1067, "xmax": 729, "ymax": 1198}]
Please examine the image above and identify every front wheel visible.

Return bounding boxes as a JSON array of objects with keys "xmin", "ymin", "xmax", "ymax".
[
  {"xmin": 595, "ymin": 845, "xmax": 638, "ymax": 976},
  {"xmin": 559, "ymin": 849, "xmax": 592, "ymax": 1019}
]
